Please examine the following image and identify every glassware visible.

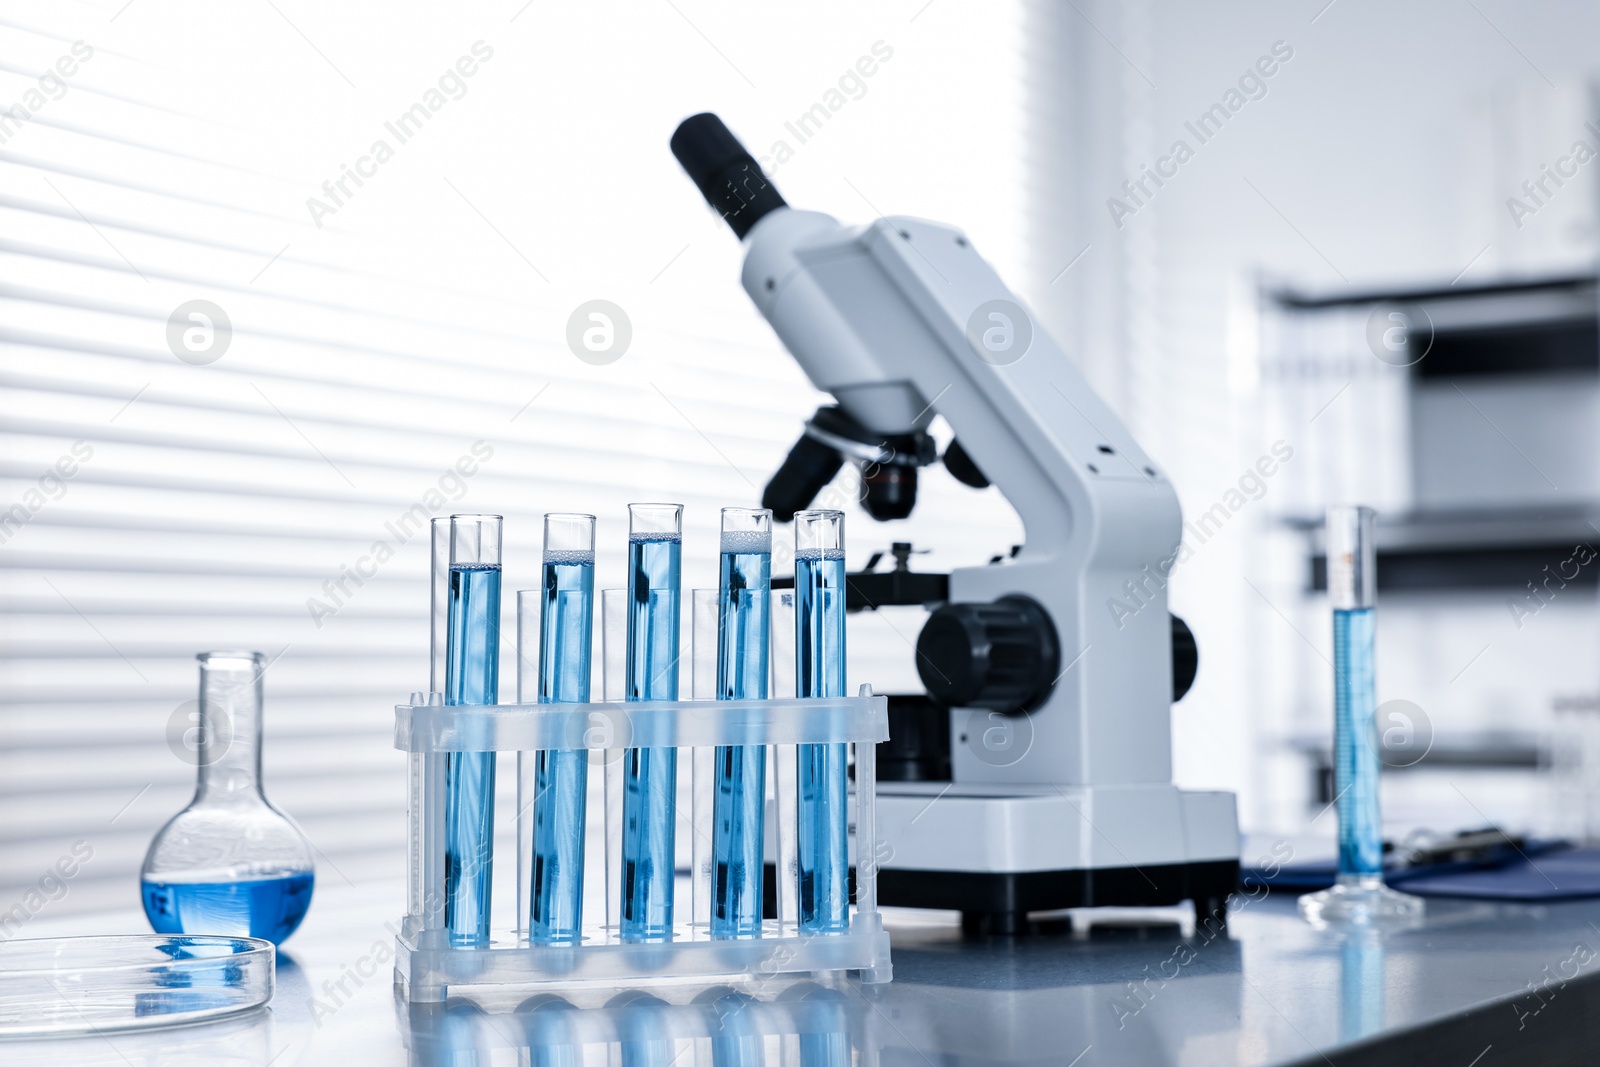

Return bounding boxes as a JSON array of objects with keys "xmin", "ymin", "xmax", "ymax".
[
  {"xmin": 393, "ymin": 508, "xmax": 895, "ymax": 998},
  {"xmin": 621, "ymin": 503, "xmax": 683, "ymax": 942},
  {"xmin": 713, "ymin": 507, "xmax": 772, "ymax": 938},
  {"xmin": 771, "ymin": 589, "xmax": 800, "ymax": 931},
  {"xmin": 141, "ymin": 651, "xmax": 314, "ymax": 945},
  {"xmin": 690, "ymin": 587, "xmax": 719, "ymax": 935},
  {"xmin": 0, "ymin": 934, "xmax": 274, "ymax": 1037},
  {"xmin": 1299, "ymin": 505, "xmax": 1423, "ymax": 925},
  {"xmin": 529, "ymin": 513, "xmax": 596, "ymax": 944},
  {"xmin": 601, "ymin": 587, "xmax": 627, "ymax": 933},
  {"xmin": 445, "ymin": 514, "xmax": 503, "ymax": 944},
  {"xmin": 794, "ymin": 509, "xmax": 849, "ymax": 934},
  {"xmin": 411, "ymin": 516, "xmax": 451, "ymax": 935},
  {"xmin": 431, "ymin": 516, "xmax": 450, "ymax": 693}
]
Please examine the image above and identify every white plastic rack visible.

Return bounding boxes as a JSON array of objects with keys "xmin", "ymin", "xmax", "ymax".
[
  {"xmin": 393, "ymin": 690, "xmax": 892, "ymax": 1002},
  {"xmin": 401, "ymin": 979, "xmax": 882, "ymax": 1062}
]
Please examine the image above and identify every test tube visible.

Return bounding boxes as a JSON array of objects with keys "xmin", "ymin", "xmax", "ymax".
[
  {"xmin": 771, "ymin": 590, "xmax": 799, "ymax": 931},
  {"xmin": 1299, "ymin": 506, "xmax": 1422, "ymax": 925},
  {"xmin": 621, "ymin": 503, "xmax": 683, "ymax": 942},
  {"xmin": 795, "ymin": 509, "xmax": 849, "ymax": 934},
  {"xmin": 530, "ymin": 513, "xmax": 595, "ymax": 944},
  {"xmin": 690, "ymin": 588, "xmax": 719, "ymax": 935},
  {"xmin": 601, "ymin": 588, "xmax": 627, "ymax": 933},
  {"xmin": 516, "ymin": 588, "xmax": 539, "ymax": 938},
  {"xmin": 445, "ymin": 514, "xmax": 502, "ymax": 945},
  {"xmin": 430, "ymin": 517, "xmax": 449, "ymax": 694},
  {"xmin": 416, "ymin": 517, "xmax": 452, "ymax": 929},
  {"xmin": 712, "ymin": 507, "xmax": 772, "ymax": 939}
]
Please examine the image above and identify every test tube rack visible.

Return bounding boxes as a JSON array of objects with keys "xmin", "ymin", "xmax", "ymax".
[
  {"xmin": 402, "ymin": 981, "xmax": 881, "ymax": 1062},
  {"xmin": 393, "ymin": 690, "xmax": 892, "ymax": 1003}
]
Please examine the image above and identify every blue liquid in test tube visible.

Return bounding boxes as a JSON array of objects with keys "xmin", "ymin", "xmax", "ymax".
[
  {"xmin": 531, "ymin": 513, "xmax": 595, "ymax": 944},
  {"xmin": 795, "ymin": 509, "xmax": 849, "ymax": 935},
  {"xmin": 622, "ymin": 503, "xmax": 683, "ymax": 942},
  {"xmin": 445, "ymin": 514, "xmax": 502, "ymax": 945},
  {"xmin": 712, "ymin": 508, "xmax": 771, "ymax": 939}
]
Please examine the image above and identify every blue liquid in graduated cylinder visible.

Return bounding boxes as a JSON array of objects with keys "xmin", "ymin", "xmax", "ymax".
[
  {"xmin": 713, "ymin": 536, "xmax": 770, "ymax": 938},
  {"xmin": 141, "ymin": 872, "xmax": 314, "ymax": 945},
  {"xmin": 623, "ymin": 534, "xmax": 680, "ymax": 941},
  {"xmin": 532, "ymin": 551, "xmax": 593, "ymax": 944},
  {"xmin": 1334, "ymin": 607, "xmax": 1382, "ymax": 877},
  {"xmin": 446, "ymin": 563, "xmax": 501, "ymax": 945},
  {"xmin": 796, "ymin": 548, "xmax": 849, "ymax": 934}
]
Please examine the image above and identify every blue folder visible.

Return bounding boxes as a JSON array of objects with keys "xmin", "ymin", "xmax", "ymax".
[{"xmin": 1248, "ymin": 841, "xmax": 1600, "ymax": 901}]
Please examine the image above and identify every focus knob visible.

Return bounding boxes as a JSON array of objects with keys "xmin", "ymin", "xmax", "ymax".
[
  {"xmin": 915, "ymin": 596, "xmax": 1059, "ymax": 714},
  {"xmin": 1171, "ymin": 612, "xmax": 1198, "ymax": 702}
]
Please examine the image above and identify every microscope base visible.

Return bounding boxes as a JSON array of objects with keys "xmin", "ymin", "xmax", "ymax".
[
  {"xmin": 877, "ymin": 859, "xmax": 1241, "ymax": 934},
  {"xmin": 871, "ymin": 784, "xmax": 1240, "ymax": 932}
]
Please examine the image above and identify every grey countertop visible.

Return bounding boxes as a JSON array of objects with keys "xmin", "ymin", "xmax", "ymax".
[{"xmin": 13, "ymin": 880, "xmax": 1600, "ymax": 1066}]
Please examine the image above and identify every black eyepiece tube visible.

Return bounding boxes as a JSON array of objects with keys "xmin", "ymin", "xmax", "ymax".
[{"xmin": 671, "ymin": 112, "xmax": 787, "ymax": 240}]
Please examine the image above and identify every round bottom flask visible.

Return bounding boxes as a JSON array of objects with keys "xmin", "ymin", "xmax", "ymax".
[{"xmin": 141, "ymin": 651, "xmax": 316, "ymax": 945}]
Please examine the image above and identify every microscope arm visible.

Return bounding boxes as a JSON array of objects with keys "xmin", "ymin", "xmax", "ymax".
[{"xmin": 740, "ymin": 207, "xmax": 1182, "ymax": 787}]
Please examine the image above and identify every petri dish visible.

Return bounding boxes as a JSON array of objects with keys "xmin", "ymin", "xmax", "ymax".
[{"xmin": 0, "ymin": 934, "xmax": 274, "ymax": 1037}]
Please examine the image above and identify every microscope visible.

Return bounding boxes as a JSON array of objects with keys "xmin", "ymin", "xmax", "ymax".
[{"xmin": 671, "ymin": 114, "xmax": 1239, "ymax": 932}]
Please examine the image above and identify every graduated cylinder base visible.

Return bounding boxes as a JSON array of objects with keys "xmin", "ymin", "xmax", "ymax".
[{"xmin": 1299, "ymin": 874, "xmax": 1425, "ymax": 927}]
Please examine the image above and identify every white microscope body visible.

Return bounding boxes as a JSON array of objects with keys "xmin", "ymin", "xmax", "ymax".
[{"xmin": 674, "ymin": 114, "xmax": 1239, "ymax": 930}]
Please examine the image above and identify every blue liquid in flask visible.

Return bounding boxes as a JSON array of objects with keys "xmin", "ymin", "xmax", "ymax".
[
  {"xmin": 531, "ymin": 550, "xmax": 593, "ymax": 944},
  {"xmin": 140, "ymin": 650, "xmax": 316, "ymax": 947},
  {"xmin": 712, "ymin": 534, "xmax": 770, "ymax": 939},
  {"xmin": 446, "ymin": 562, "xmax": 501, "ymax": 945},
  {"xmin": 796, "ymin": 547, "xmax": 849, "ymax": 934},
  {"xmin": 622, "ymin": 534, "xmax": 680, "ymax": 941},
  {"xmin": 142, "ymin": 872, "xmax": 315, "ymax": 945}
]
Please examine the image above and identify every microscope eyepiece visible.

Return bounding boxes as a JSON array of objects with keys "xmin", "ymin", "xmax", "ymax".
[{"xmin": 671, "ymin": 112, "xmax": 787, "ymax": 240}]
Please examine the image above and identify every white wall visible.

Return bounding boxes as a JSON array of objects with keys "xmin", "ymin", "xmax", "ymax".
[
  {"xmin": 1020, "ymin": 0, "xmax": 1600, "ymax": 832},
  {"xmin": 0, "ymin": 0, "xmax": 1027, "ymax": 920}
]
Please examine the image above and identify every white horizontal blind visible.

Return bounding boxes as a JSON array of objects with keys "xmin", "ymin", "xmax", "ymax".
[{"xmin": 0, "ymin": 2, "xmax": 1027, "ymax": 921}]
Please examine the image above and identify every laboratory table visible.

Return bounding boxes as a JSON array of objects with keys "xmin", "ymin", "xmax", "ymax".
[{"xmin": 13, "ymin": 880, "xmax": 1600, "ymax": 1066}]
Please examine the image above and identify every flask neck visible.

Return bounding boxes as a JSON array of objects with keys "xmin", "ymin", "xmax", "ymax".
[{"xmin": 193, "ymin": 655, "xmax": 267, "ymax": 801}]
